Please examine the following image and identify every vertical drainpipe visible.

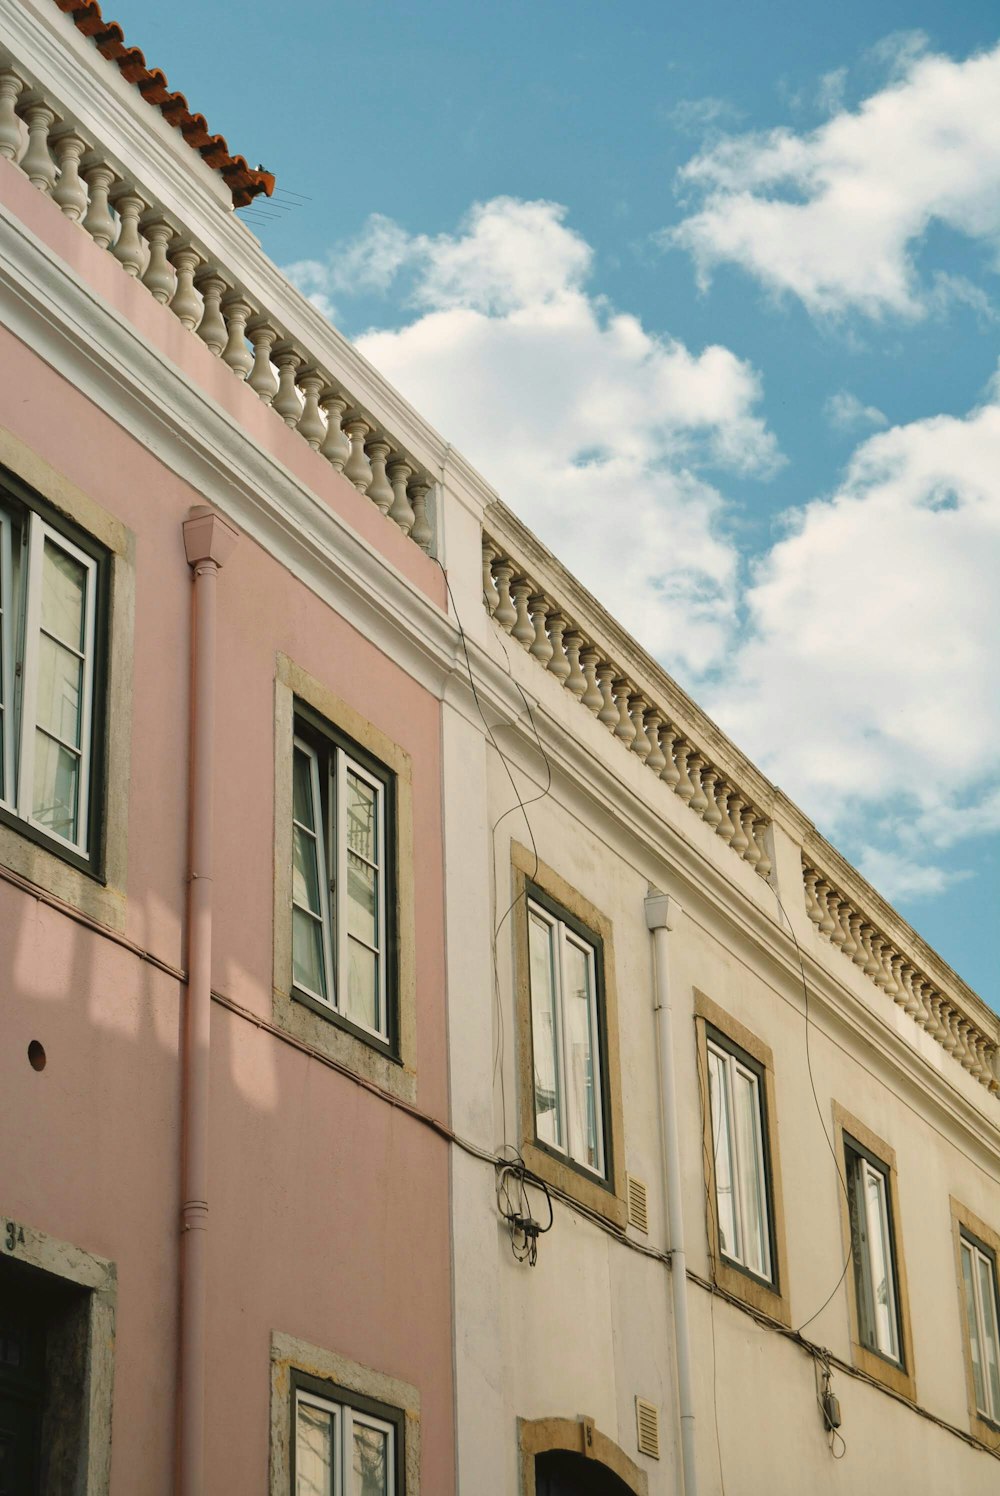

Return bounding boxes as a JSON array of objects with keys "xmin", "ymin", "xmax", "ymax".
[
  {"xmin": 644, "ymin": 888, "xmax": 698, "ymax": 1496},
  {"xmin": 178, "ymin": 507, "xmax": 238, "ymax": 1496}
]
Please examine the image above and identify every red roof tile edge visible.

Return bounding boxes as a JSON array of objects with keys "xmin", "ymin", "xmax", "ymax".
[{"xmin": 54, "ymin": 0, "xmax": 275, "ymax": 206}]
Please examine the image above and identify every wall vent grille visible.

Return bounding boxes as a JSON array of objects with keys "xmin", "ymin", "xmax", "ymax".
[
  {"xmin": 626, "ymin": 1174, "xmax": 649, "ymax": 1234},
  {"xmin": 635, "ymin": 1397, "xmax": 660, "ymax": 1460}
]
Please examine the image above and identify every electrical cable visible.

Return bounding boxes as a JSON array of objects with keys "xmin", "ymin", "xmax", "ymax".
[{"xmin": 495, "ymin": 1145, "xmax": 554, "ymax": 1265}]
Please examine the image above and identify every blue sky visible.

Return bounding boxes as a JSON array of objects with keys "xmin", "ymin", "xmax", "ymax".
[{"xmin": 109, "ymin": 1, "xmax": 998, "ymax": 1004}]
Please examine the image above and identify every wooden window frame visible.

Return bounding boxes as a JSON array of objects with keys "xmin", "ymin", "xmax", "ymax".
[
  {"xmin": 950, "ymin": 1197, "xmax": 1000, "ymax": 1447},
  {"xmin": 292, "ymin": 1370, "xmax": 404, "ymax": 1496},
  {"xmin": 694, "ymin": 990, "xmax": 790, "ymax": 1325}
]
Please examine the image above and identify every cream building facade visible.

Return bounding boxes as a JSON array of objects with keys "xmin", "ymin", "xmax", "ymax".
[{"xmin": 0, "ymin": 1, "xmax": 998, "ymax": 1492}]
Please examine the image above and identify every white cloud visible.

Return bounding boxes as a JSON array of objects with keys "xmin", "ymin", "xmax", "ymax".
[
  {"xmin": 855, "ymin": 847, "xmax": 970, "ymax": 901},
  {"xmin": 709, "ymin": 377, "xmax": 1000, "ymax": 894},
  {"xmin": 668, "ymin": 40, "xmax": 1000, "ymax": 319},
  {"xmin": 291, "ymin": 198, "xmax": 781, "ymax": 676},
  {"xmin": 824, "ymin": 391, "xmax": 888, "ymax": 431},
  {"xmin": 664, "ymin": 96, "xmax": 740, "ymax": 135},
  {"xmin": 815, "ymin": 67, "xmax": 847, "ymax": 116}
]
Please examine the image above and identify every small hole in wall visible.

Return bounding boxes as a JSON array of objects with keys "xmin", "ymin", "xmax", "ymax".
[{"xmin": 27, "ymin": 1040, "xmax": 46, "ymax": 1072}]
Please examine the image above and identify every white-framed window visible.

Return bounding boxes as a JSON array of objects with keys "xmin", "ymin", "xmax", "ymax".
[
  {"xmin": 527, "ymin": 891, "xmax": 606, "ymax": 1179},
  {"xmin": 292, "ymin": 706, "xmax": 393, "ymax": 1048},
  {"xmin": 960, "ymin": 1231, "xmax": 1000, "ymax": 1425},
  {"xmin": 0, "ymin": 490, "xmax": 101, "ymax": 861},
  {"xmin": 845, "ymin": 1138, "xmax": 902, "ymax": 1364},
  {"xmin": 294, "ymin": 1382, "xmax": 400, "ymax": 1496},
  {"xmin": 706, "ymin": 1035, "xmax": 773, "ymax": 1283}
]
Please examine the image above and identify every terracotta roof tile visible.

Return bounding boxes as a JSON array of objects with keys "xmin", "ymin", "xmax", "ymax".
[{"xmin": 53, "ymin": 0, "xmax": 274, "ymax": 206}]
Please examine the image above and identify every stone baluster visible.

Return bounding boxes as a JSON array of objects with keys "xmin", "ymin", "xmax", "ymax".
[
  {"xmin": 715, "ymin": 783, "xmax": 736, "ymax": 843},
  {"xmin": 728, "ymin": 795, "xmax": 749, "ymax": 856},
  {"xmin": 629, "ymin": 696, "xmax": 651, "ymax": 760},
  {"xmin": 81, "ymin": 160, "xmax": 117, "ymax": 247},
  {"xmin": 985, "ymin": 1043, "xmax": 1000, "ymax": 1094},
  {"xmin": 546, "ymin": 614, "xmax": 571, "ymax": 682},
  {"xmin": 839, "ymin": 903, "xmax": 858, "ymax": 958},
  {"xmin": 481, "ymin": 541, "xmax": 500, "ymax": 614},
  {"xmin": 343, "ymin": 418, "xmax": 373, "ymax": 493},
  {"xmin": 880, "ymin": 940, "xmax": 899, "ymax": 996},
  {"xmin": 271, "ymin": 345, "xmax": 303, "ymax": 426},
  {"xmin": 196, "ymin": 272, "xmax": 230, "ymax": 356},
  {"xmin": 674, "ymin": 742, "xmax": 696, "ymax": 805},
  {"xmin": 388, "ymin": 461, "xmax": 416, "ymax": 535},
  {"xmin": 645, "ymin": 712, "xmax": 666, "ymax": 774},
  {"xmin": 110, "ymin": 189, "xmax": 146, "ymax": 276},
  {"xmin": 741, "ymin": 809, "xmax": 762, "ymax": 871},
  {"xmin": 700, "ymin": 769, "xmax": 722, "ymax": 830},
  {"xmin": 409, "ymin": 482, "xmax": 434, "ymax": 552},
  {"xmin": 221, "ymin": 297, "xmax": 254, "ymax": 379},
  {"xmin": 909, "ymin": 977, "xmax": 933, "ymax": 1031},
  {"xmin": 564, "ymin": 632, "xmax": 587, "ymax": 699},
  {"xmin": 320, "ymin": 393, "xmax": 351, "ymax": 472},
  {"xmin": 954, "ymin": 1019, "xmax": 975, "ymax": 1073},
  {"xmin": 0, "ymin": 70, "xmax": 24, "ymax": 161},
  {"xmin": 847, "ymin": 913, "xmax": 867, "ymax": 970},
  {"xmin": 968, "ymin": 1031, "xmax": 989, "ymax": 1084},
  {"xmin": 140, "ymin": 217, "xmax": 176, "ymax": 304},
  {"xmin": 869, "ymin": 936, "xmax": 891, "ymax": 992},
  {"xmin": 815, "ymin": 883, "xmax": 836, "ymax": 937},
  {"xmin": 596, "ymin": 665, "xmax": 619, "ymax": 728},
  {"xmin": 247, "ymin": 319, "xmax": 279, "ymax": 404},
  {"xmin": 580, "ymin": 650, "xmax": 604, "ymax": 714},
  {"xmin": 167, "ymin": 245, "xmax": 202, "ymax": 328},
  {"xmin": 295, "ymin": 370, "xmax": 326, "ymax": 448},
  {"xmin": 857, "ymin": 924, "xmax": 879, "ymax": 979},
  {"xmin": 51, "ymin": 130, "xmax": 89, "ymax": 220},
  {"xmin": 826, "ymin": 892, "xmax": 847, "ymax": 947},
  {"xmin": 658, "ymin": 725, "xmax": 681, "ymax": 790},
  {"xmin": 492, "ymin": 560, "xmax": 517, "ymax": 632},
  {"xmin": 940, "ymin": 1005, "xmax": 961, "ymax": 1056},
  {"xmin": 887, "ymin": 955, "xmax": 909, "ymax": 1010},
  {"xmin": 754, "ymin": 822, "xmax": 772, "ymax": 879},
  {"xmin": 804, "ymin": 869, "xmax": 823, "ymax": 926},
  {"xmin": 688, "ymin": 754, "xmax": 709, "ymax": 815},
  {"xmin": 613, "ymin": 682, "xmax": 636, "ymax": 746},
  {"xmin": 510, "ymin": 582, "xmax": 534, "ymax": 647},
  {"xmin": 528, "ymin": 597, "xmax": 554, "ymax": 666},
  {"xmin": 19, "ymin": 99, "xmax": 57, "ymax": 192},
  {"xmin": 366, "ymin": 441, "xmax": 395, "ymax": 514},
  {"xmin": 926, "ymin": 992, "xmax": 949, "ymax": 1044}
]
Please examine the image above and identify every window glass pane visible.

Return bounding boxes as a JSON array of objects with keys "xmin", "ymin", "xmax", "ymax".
[
  {"xmin": 708, "ymin": 1048, "xmax": 739, "ymax": 1264},
  {"xmin": 32, "ymin": 730, "xmax": 78, "ymax": 840},
  {"xmin": 352, "ymin": 1420, "xmax": 390, "ymax": 1496},
  {"xmin": 346, "ymin": 938, "xmax": 379, "ymax": 1033},
  {"xmin": 36, "ymin": 634, "xmax": 82, "ymax": 747},
  {"xmin": 41, "ymin": 539, "xmax": 85, "ymax": 650},
  {"xmin": 848, "ymin": 1154, "xmax": 877, "ymax": 1350},
  {"xmin": 963, "ymin": 1242, "xmax": 987, "ymax": 1413},
  {"xmin": 734, "ymin": 1067, "xmax": 768, "ymax": 1278},
  {"xmin": 296, "ymin": 1400, "xmax": 334, "ymax": 1496},
  {"xmin": 976, "ymin": 1251, "xmax": 1000, "ymax": 1417},
  {"xmin": 294, "ymin": 825, "xmax": 325, "ymax": 916},
  {"xmin": 347, "ymin": 854, "xmax": 378, "ymax": 946},
  {"xmin": 864, "ymin": 1164, "xmax": 899, "ymax": 1360},
  {"xmin": 529, "ymin": 912, "xmax": 561, "ymax": 1150},
  {"xmin": 294, "ymin": 748, "xmax": 316, "ymax": 829},
  {"xmin": 346, "ymin": 772, "xmax": 377, "ymax": 865},
  {"xmin": 293, "ymin": 908, "xmax": 327, "ymax": 998},
  {"xmin": 563, "ymin": 936, "xmax": 602, "ymax": 1173}
]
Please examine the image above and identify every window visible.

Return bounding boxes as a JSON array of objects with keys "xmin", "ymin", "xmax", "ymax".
[
  {"xmin": 960, "ymin": 1230, "xmax": 1000, "ymax": 1428},
  {"xmin": 511, "ymin": 843, "xmax": 627, "ymax": 1230},
  {"xmin": 528, "ymin": 893, "xmax": 605, "ymax": 1178},
  {"xmin": 706, "ymin": 1033, "xmax": 772, "ymax": 1283},
  {"xmin": 0, "ymin": 482, "xmax": 105, "ymax": 865},
  {"xmin": 844, "ymin": 1138, "xmax": 902, "ymax": 1365},
  {"xmin": 292, "ymin": 704, "xmax": 396, "ymax": 1051},
  {"xmin": 293, "ymin": 1376, "xmax": 403, "ymax": 1496},
  {"xmin": 694, "ymin": 991, "xmax": 790, "ymax": 1324}
]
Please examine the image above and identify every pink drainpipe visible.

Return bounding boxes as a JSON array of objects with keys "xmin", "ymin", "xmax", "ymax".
[{"xmin": 178, "ymin": 508, "xmax": 239, "ymax": 1496}]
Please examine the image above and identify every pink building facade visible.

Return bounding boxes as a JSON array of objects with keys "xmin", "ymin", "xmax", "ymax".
[{"xmin": 0, "ymin": 3, "xmax": 457, "ymax": 1490}]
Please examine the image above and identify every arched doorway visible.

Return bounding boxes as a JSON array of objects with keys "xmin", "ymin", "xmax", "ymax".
[
  {"xmin": 518, "ymin": 1416, "xmax": 649, "ymax": 1496},
  {"xmin": 536, "ymin": 1448, "xmax": 637, "ymax": 1494}
]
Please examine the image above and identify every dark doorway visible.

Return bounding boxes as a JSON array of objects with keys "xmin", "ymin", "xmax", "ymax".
[{"xmin": 536, "ymin": 1449, "xmax": 636, "ymax": 1495}]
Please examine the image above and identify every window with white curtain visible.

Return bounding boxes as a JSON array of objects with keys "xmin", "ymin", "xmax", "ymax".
[
  {"xmin": 845, "ymin": 1138, "xmax": 903, "ymax": 1364},
  {"xmin": 292, "ymin": 706, "xmax": 395, "ymax": 1050},
  {"xmin": 706, "ymin": 1034, "xmax": 773, "ymax": 1284},
  {"xmin": 0, "ymin": 487, "xmax": 102, "ymax": 862},
  {"xmin": 294, "ymin": 1382, "xmax": 401, "ymax": 1496},
  {"xmin": 960, "ymin": 1231, "xmax": 1000, "ymax": 1425},
  {"xmin": 527, "ymin": 891, "xmax": 606, "ymax": 1179}
]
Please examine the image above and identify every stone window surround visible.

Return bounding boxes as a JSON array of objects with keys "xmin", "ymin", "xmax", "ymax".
[
  {"xmin": 949, "ymin": 1195, "xmax": 1000, "ymax": 1448},
  {"xmin": 0, "ymin": 426, "xmax": 133, "ymax": 933},
  {"xmin": 694, "ymin": 989, "xmax": 791, "ymax": 1327},
  {"xmin": 511, "ymin": 840, "xmax": 627, "ymax": 1232},
  {"xmin": 269, "ymin": 1330, "xmax": 421, "ymax": 1496},
  {"xmin": 272, "ymin": 653, "xmax": 417, "ymax": 1105},
  {"xmin": 833, "ymin": 1101, "xmax": 917, "ymax": 1403},
  {"xmin": 0, "ymin": 1213, "xmax": 116, "ymax": 1495},
  {"xmin": 517, "ymin": 1415, "xmax": 649, "ymax": 1496}
]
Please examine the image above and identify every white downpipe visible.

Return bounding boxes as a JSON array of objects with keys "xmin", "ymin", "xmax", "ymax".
[{"xmin": 645, "ymin": 889, "xmax": 698, "ymax": 1496}]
